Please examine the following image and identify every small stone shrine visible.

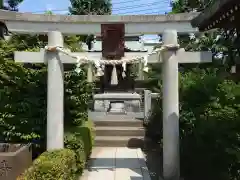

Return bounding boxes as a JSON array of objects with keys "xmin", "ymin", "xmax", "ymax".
[{"xmin": 92, "ymin": 24, "xmax": 153, "ymax": 114}]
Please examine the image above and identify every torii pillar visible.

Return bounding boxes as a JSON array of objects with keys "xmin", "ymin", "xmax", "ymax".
[
  {"xmin": 160, "ymin": 29, "xmax": 212, "ymax": 180},
  {"xmin": 46, "ymin": 31, "xmax": 64, "ymax": 150},
  {"xmin": 162, "ymin": 30, "xmax": 180, "ymax": 180},
  {"xmin": 14, "ymin": 31, "xmax": 65, "ymax": 150}
]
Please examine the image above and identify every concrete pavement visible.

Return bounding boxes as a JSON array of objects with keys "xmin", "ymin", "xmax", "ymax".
[{"xmin": 81, "ymin": 147, "xmax": 151, "ymax": 180}]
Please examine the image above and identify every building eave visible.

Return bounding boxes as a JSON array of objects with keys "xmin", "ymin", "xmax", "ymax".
[{"xmin": 191, "ymin": 0, "xmax": 239, "ymax": 31}]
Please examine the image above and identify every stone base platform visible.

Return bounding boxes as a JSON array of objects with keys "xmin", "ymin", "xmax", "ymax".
[{"xmin": 93, "ymin": 93, "xmax": 142, "ymax": 113}]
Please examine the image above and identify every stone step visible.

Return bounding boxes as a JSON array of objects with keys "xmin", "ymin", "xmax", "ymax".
[
  {"xmin": 95, "ymin": 126, "xmax": 145, "ymax": 136},
  {"xmin": 94, "ymin": 119, "xmax": 143, "ymax": 127},
  {"xmin": 95, "ymin": 136, "xmax": 144, "ymax": 147},
  {"xmin": 88, "ymin": 111, "xmax": 144, "ymax": 121}
]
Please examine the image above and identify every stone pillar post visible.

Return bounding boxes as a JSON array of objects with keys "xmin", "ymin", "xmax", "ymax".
[
  {"xmin": 144, "ymin": 90, "xmax": 152, "ymax": 122},
  {"xmin": 87, "ymin": 63, "xmax": 93, "ymax": 83},
  {"xmin": 162, "ymin": 30, "xmax": 180, "ymax": 180},
  {"xmin": 138, "ymin": 62, "xmax": 144, "ymax": 80},
  {"xmin": 47, "ymin": 31, "xmax": 64, "ymax": 150}
]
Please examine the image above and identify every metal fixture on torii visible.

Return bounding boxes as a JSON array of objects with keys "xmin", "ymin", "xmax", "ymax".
[{"xmin": 0, "ymin": 10, "xmax": 212, "ymax": 180}]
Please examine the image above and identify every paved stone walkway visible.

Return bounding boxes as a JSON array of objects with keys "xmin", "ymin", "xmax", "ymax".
[{"xmin": 80, "ymin": 147, "xmax": 151, "ymax": 180}]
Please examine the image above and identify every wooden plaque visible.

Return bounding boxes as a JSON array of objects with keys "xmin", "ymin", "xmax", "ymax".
[{"xmin": 101, "ymin": 24, "xmax": 125, "ymax": 59}]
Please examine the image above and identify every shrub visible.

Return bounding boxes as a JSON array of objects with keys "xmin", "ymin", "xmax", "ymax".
[
  {"xmin": 81, "ymin": 120, "xmax": 95, "ymax": 155},
  {"xmin": 64, "ymin": 70, "xmax": 93, "ymax": 127},
  {"xmin": 146, "ymin": 69, "xmax": 240, "ymax": 180},
  {"xmin": 19, "ymin": 149, "xmax": 77, "ymax": 180},
  {"xmin": 64, "ymin": 133, "xmax": 86, "ymax": 174},
  {"xmin": 144, "ymin": 97, "xmax": 162, "ymax": 143},
  {"xmin": 17, "ymin": 120, "xmax": 95, "ymax": 179},
  {"xmin": 64, "ymin": 120, "xmax": 95, "ymax": 175}
]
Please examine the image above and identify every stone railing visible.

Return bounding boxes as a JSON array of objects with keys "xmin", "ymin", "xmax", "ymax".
[{"xmin": 143, "ymin": 90, "xmax": 160, "ymax": 122}]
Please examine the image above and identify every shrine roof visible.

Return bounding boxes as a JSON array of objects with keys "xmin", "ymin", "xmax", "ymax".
[
  {"xmin": 0, "ymin": 10, "xmax": 198, "ymax": 23},
  {"xmin": 191, "ymin": 0, "xmax": 240, "ymax": 31}
]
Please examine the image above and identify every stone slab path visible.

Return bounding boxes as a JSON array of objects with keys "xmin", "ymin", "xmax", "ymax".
[{"xmin": 80, "ymin": 147, "xmax": 151, "ymax": 180}]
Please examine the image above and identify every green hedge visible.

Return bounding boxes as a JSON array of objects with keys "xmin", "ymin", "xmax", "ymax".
[
  {"xmin": 65, "ymin": 120, "xmax": 95, "ymax": 175},
  {"xmin": 18, "ymin": 149, "xmax": 77, "ymax": 180},
  {"xmin": 19, "ymin": 120, "xmax": 95, "ymax": 180}
]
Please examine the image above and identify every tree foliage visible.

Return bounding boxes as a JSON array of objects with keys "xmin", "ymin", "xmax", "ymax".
[
  {"xmin": 69, "ymin": 0, "xmax": 111, "ymax": 15},
  {"xmin": 68, "ymin": 0, "xmax": 112, "ymax": 49},
  {"xmin": 170, "ymin": 0, "xmax": 213, "ymax": 13},
  {"xmin": 1, "ymin": 0, "xmax": 24, "ymax": 11},
  {"xmin": 171, "ymin": 0, "xmax": 240, "ymax": 73},
  {"xmin": 0, "ymin": 32, "xmax": 93, "ymax": 158},
  {"xmin": 146, "ymin": 69, "xmax": 240, "ymax": 180},
  {"xmin": 179, "ymin": 70, "xmax": 240, "ymax": 180}
]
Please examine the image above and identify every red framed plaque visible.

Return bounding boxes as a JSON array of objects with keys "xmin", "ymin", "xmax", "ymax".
[{"xmin": 101, "ymin": 24, "xmax": 125, "ymax": 59}]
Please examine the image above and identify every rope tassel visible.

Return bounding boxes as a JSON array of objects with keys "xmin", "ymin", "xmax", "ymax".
[
  {"xmin": 142, "ymin": 55, "xmax": 149, "ymax": 72},
  {"xmin": 122, "ymin": 62, "xmax": 127, "ymax": 78},
  {"xmin": 93, "ymin": 59, "xmax": 104, "ymax": 76},
  {"xmin": 111, "ymin": 65, "xmax": 118, "ymax": 85}
]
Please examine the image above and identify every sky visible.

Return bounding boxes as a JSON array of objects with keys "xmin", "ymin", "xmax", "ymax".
[
  {"xmin": 18, "ymin": 0, "xmax": 172, "ymax": 41},
  {"xmin": 19, "ymin": 0, "xmax": 171, "ymax": 15}
]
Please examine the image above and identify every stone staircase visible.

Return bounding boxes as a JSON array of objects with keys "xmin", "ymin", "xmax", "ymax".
[{"xmin": 93, "ymin": 115, "xmax": 145, "ymax": 147}]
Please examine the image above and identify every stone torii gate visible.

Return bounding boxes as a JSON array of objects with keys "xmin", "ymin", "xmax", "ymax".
[{"xmin": 0, "ymin": 10, "xmax": 212, "ymax": 180}]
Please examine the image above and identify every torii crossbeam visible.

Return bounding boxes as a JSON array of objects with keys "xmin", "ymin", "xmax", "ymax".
[{"xmin": 0, "ymin": 10, "xmax": 199, "ymax": 35}]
